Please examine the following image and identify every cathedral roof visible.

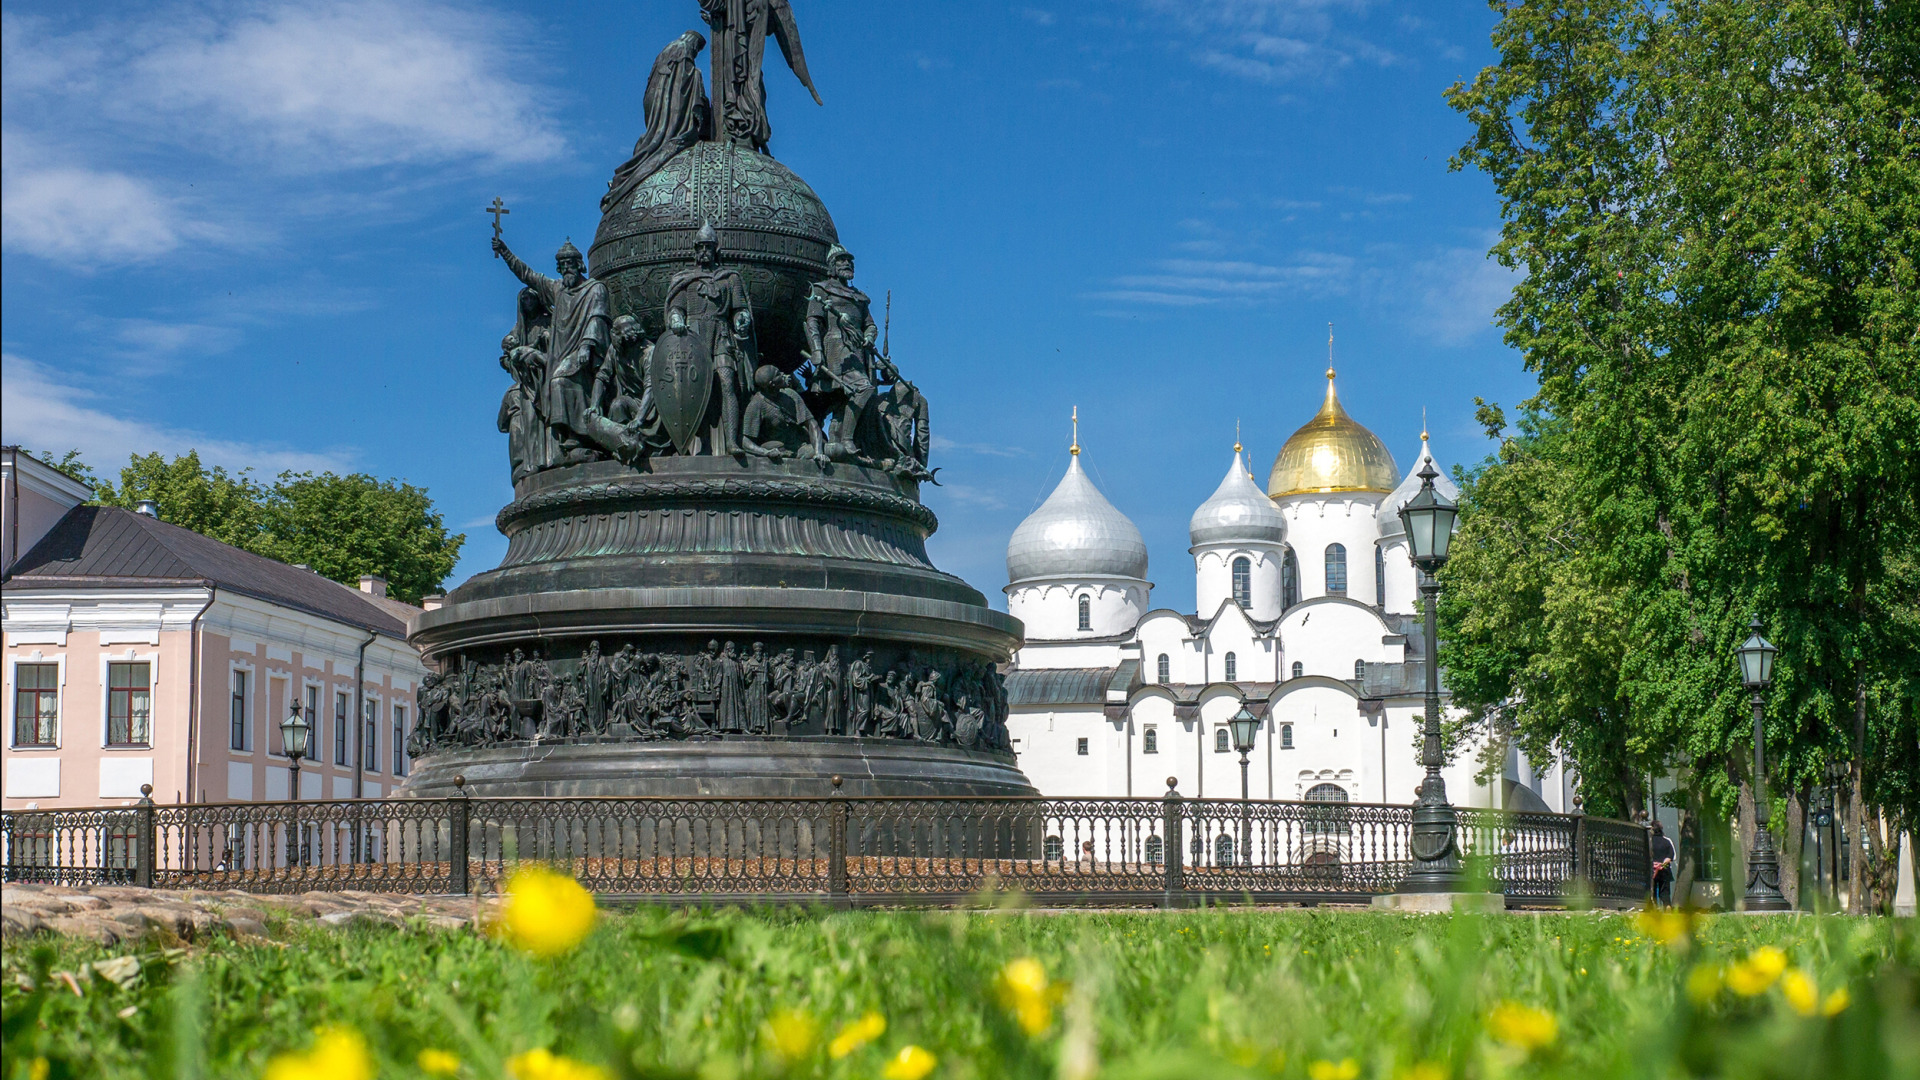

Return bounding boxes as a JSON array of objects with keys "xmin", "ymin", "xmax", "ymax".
[
  {"xmin": 1189, "ymin": 447, "xmax": 1285, "ymax": 547},
  {"xmin": 1007, "ymin": 451, "xmax": 1148, "ymax": 583},
  {"xmin": 1377, "ymin": 433, "xmax": 1461, "ymax": 535},
  {"xmin": 1267, "ymin": 369, "xmax": 1400, "ymax": 498}
]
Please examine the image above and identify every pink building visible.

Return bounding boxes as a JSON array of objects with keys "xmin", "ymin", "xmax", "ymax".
[{"xmin": 2, "ymin": 448, "xmax": 428, "ymax": 810}]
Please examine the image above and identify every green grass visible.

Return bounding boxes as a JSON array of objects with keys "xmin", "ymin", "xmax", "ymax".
[{"xmin": 5, "ymin": 906, "xmax": 1916, "ymax": 1080}]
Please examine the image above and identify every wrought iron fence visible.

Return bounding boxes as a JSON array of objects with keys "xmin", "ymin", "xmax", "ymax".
[{"xmin": 2, "ymin": 782, "xmax": 1650, "ymax": 908}]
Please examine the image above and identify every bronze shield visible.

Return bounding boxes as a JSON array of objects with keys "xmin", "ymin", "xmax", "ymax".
[{"xmin": 650, "ymin": 328, "xmax": 713, "ymax": 454}]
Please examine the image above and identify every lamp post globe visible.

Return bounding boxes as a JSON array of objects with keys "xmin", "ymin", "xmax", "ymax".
[
  {"xmin": 1395, "ymin": 461, "xmax": 1469, "ymax": 894},
  {"xmin": 1734, "ymin": 615, "xmax": 1789, "ymax": 911},
  {"xmin": 280, "ymin": 703, "xmax": 311, "ymax": 793},
  {"xmin": 1230, "ymin": 703, "xmax": 1260, "ymax": 866}
]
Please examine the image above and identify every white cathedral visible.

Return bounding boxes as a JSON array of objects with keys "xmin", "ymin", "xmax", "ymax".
[{"xmin": 1000, "ymin": 368, "xmax": 1575, "ymax": 814}]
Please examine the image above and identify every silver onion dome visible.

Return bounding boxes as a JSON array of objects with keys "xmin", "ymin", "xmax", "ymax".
[
  {"xmin": 1377, "ymin": 434, "xmax": 1460, "ymax": 535},
  {"xmin": 1007, "ymin": 453, "xmax": 1149, "ymax": 583},
  {"xmin": 1190, "ymin": 448, "xmax": 1286, "ymax": 547}
]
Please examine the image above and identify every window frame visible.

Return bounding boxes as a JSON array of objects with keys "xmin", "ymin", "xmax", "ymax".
[
  {"xmin": 1075, "ymin": 736, "xmax": 1089, "ymax": 756},
  {"xmin": 362, "ymin": 696, "xmax": 380, "ymax": 774},
  {"xmin": 1325, "ymin": 543, "xmax": 1348, "ymax": 596},
  {"xmin": 1290, "ymin": 661, "xmax": 1304, "ymax": 679},
  {"xmin": 105, "ymin": 661, "xmax": 153, "ymax": 748},
  {"xmin": 1214, "ymin": 728, "xmax": 1230, "ymax": 753},
  {"xmin": 12, "ymin": 661, "xmax": 62, "ymax": 748},
  {"xmin": 1223, "ymin": 651, "xmax": 1237, "ymax": 682},
  {"xmin": 1142, "ymin": 727, "xmax": 1158, "ymax": 754},
  {"xmin": 1281, "ymin": 723, "xmax": 1294, "ymax": 749},
  {"xmin": 1375, "ymin": 544, "xmax": 1387, "ymax": 608},
  {"xmin": 1076, "ymin": 594, "xmax": 1091, "ymax": 631},
  {"xmin": 1231, "ymin": 555, "xmax": 1252, "ymax": 608},
  {"xmin": 1281, "ymin": 548, "xmax": 1300, "ymax": 609},
  {"xmin": 393, "ymin": 703, "xmax": 407, "ymax": 776},
  {"xmin": 1156, "ymin": 653, "xmax": 1170, "ymax": 684},
  {"xmin": 229, "ymin": 667, "xmax": 251, "ymax": 752}
]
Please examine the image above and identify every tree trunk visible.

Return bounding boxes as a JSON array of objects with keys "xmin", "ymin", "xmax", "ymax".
[
  {"xmin": 1734, "ymin": 782, "xmax": 1755, "ymax": 911},
  {"xmin": 1781, "ymin": 787, "xmax": 1805, "ymax": 910},
  {"xmin": 1847, "ymin": 680, "xmax": 1868, "ymax": 914}
]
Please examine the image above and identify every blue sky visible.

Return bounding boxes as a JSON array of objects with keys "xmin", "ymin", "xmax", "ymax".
[{"xmin": 1, "ymin": 0, "xmax": 1531, "ymax": 614}]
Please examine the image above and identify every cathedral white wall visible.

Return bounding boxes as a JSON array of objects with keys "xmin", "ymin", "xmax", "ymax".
[
  {"xmin": 1006, "ymin": 578, "xmax": 1148, "ymax": 641},
  {"xmin": 1277, "ymin": 596, "xmax": 1394, "ymax": 681},
  {"xmin": 1278, "ymin": 496, "xmax": 1387, "ymax": 606},
  {"xmin": 1013, "ymin": 640, "xmax": 1134, "ymax": 671},
  {"xmin": 1193, "ymin": 545, "xmax": 1286, "ymax": 622},
  {"xmin": 1007, "ymin": 706, "xmax": 1112, "ymax": 795},
  {"xmin": 1378, "ymin": 538, "xmax": 1418, "ymax": 613},
  {"xmin": 1136, "ymin": 612, "xmax": 1198, "ymax": 685}
]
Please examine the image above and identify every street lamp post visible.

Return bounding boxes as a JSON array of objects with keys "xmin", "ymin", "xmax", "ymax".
[
  {"xmin": 1734, "ymin": 616, "xmax": 1789, "ymax": 912},
  {"xmin": 1396, "ymin": 461, "xmax": 1465, "ymax": 894},
  {"xmin": 280, "ymin": 702, "xmax": 311, "ymax": 867},
  {"xmin": 1229, "ymin": 703, "xmax": 1261, "ymax": 866}
]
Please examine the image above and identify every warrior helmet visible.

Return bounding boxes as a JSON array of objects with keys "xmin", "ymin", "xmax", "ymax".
[
  {"xmin": 826, "ymin": 243, "xmax": 853, "ymax": 266},
  {"xmin": 693, "ymin": 219, "xmax": 719, "ymax": 250},
  {"xmin": 555, "ymin": 238, "xmax": 584, "ymax": 267}
]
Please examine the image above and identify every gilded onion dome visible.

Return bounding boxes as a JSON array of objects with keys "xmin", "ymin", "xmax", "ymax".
[
  {"xmin": 1190, "ymin": 447, "xmax": 1285, "ymax": 547},
  {"xmin": 1007, "ymin": 451, "xmax": 1149, "ymax": 583},
  {"xmin": 1267, "ymin": 368, "xmax": 1401, "ymax": 497}
]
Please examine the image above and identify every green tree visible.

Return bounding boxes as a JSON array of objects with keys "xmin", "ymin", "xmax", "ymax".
[
  {"xmin": 1445, "ymin": 0, "xmax": 1920, "ymax": 910},
  {"xmin": 98, "ymin": 451, "xmax": 266, "ymax": 551}
]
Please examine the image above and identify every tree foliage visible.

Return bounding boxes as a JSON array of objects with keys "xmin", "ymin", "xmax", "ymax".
[
  {"xmin": 38, "ymin": 449, "xmax": 465, "ymax": 605},
  {"xmin": 1443, "ymin": 0, "xmax": 1920, "ymax": 907}
]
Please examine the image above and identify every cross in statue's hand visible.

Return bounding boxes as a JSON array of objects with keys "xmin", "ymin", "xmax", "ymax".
[{"xmin": 485, "ymin": 197, "xmax": 510, "ymax": 241}]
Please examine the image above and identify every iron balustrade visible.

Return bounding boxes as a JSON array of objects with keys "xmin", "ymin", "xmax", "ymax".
[{"xmin": 2, "ymin": 785, "xmax": 1651, "ymax": 908}]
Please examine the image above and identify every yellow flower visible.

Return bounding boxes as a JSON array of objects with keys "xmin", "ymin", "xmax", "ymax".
[
  {"xmin": 495, "ymin": 865, "xmax": 597, "ymax": 958},
  {"xmin": 1822, "ymin": 987, "xmax": 1851, "ymax": 1016},
  {"xmin": 1399, "ymin": 1063, "xmax": 1448, "ymax": 1080},
  {"xmin": 1486, "ymin": 1002, "xmax": 1558, "ymax": 1052},
  {"xmin": 829, "ymin": 1011, "xmax": 887, "ymax": 1059},
  {"xmin": 1725, "ymin": 946, "xmax": 1788, "ymax": 996},
  {"xmin": 1308, "ymin": 1059, "xmax": 1360, "ymax": 1080},
  {"xmin": 766, "ymin": 1009, "xmax": 819, "ymax": 1060},
  {"xmin": 264, "ymin": 1027, "xmax": 375, "ymax": 1080},
  {"xmin": 1781, "ymin": 969, "xmax": 1819, "ymax": 1016},
  {"xmin": 881, "ymin": 1045, "xmax": 938, "ymax": 1080},
  {"xmin": 417, "ymin": 1048, "xmax": 461, "ymax": 1076},
  {"xmin": 506, "ymin": 1048, "xmax": 609, "ymax": 1080},
  {"xmin": 1686, "ymin": 963, "xmax": 1724, "ymax": 1005},
  {"xmin": 995, "ymin": 957, "xmax": 1066, "ymax": 1036},
  {"xmin": 29, "ymin": 1058, "xmax": 49, "ymax": 1080},
  {"xmin": 1634, "ymin": 908, "xmax": 1694, "ymax": 947}
]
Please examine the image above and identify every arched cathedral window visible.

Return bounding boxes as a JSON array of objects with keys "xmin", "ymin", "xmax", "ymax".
[
  {"xmin": 1214, "ymin": 728, "xmax": 1230, "ymax": 753},
  {"xmin": 1223, "ymin": 652, "xmax": 1237, "ymax": 682},
  {"xmin": 1232, "ymin": 556, "xmax": 1252, "ymax": 609},
  {"xmin": 1291, "ymin": 661, "xmax": 1304, "ymax": 679},
  {"xmin": 1077, "ymin": 595, "xmax": 1091, "ymax": 631},
  {"xmin": 1143, "ymin": 727, "xmax": 1158, "ymax": 754},
  {"xmin": 1354, "ymin": 659, "xmax": 1366, "ymax": 680},
  {"xmin": 1282, "ymin": 549, "xmax": 1300, "ymax": 610},
  {"xmin": 1281, "ymin": 723, "xmax": 1293, "ymax": 748},
  {"xmin": 1375, "ymin": 544, "xmax": 1387, "ymax": 608},
  {"xmin": 1325, "ymin": 544, "xmax": 1348, "ymax": 596},
  {"xmin": 1157, "ymin": 653, "xmax": 1170, "ymax": 683}
]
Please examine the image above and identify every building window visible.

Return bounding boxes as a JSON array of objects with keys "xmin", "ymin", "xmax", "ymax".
[
  {"xmin": 1325, "ymin": 543, "xmax": 1348, "ymax": 595},
  {"xmin": 1190, "ymin": 834, "xmax": 1205, "ymax": 864},
  {"xmin": 1354, "ymin": 659, "xmax": 1366, "ymax": 680},
  {"xmin": 1291, "ymin": 661, "xmax": 1304, "ymax": 679},
  {"xmin": 1375, "ymin": 544, "xmax": 1387, "ymax": 608},
  {"xmin": 304, "ymin": 685, "xmax": 320, "ymax": 745},
  {"xmin": 230, "ymin": 670, "xmax": 249, "ymax": 751},
  {"xmin": 1157, "ymin": 653, "xmax": 1170, "ymax": 683},
  {"xmin": 335, "ymin": 692, "xmax": 350, "ymax": 766},
  {"xmin": 1282, "ymin": 549, "xmax": 1300, "ymax": 609},
  {"xmin": 1044, "ymin": 835, "xmax": 1064, "ymax": 863},
  {"xmin": 1232, "ymin": 556, "xmax": 1252, "ymax": 608},
  {"xmin": 1306, "ymin": 783, "xmax": 1349, "ymax": 803},
  {"xmin": 1214, "ymin": 834, "xmax": 1236, "ymax": 867},
  {"xmin": 363, "ymin": 701, "xmax": 379, "ymax": 773},
  {"xmin": 393, "ymin": 704, "xmax": 407, "ymax": 776},
  {"xmin": 1144, "ymin": 835, "xmax": 1164, "ymax": 865},
  {"xmin": 13, "ymin": 663, "xmax": 59, "ymax": 747},
  {"xmin": 1281, "ymin": 723, "xmax": 1293, "ymax": 748},
  {"xmin": 107, "ymin": 662, "xmax": 152, "ymax": 747},
  {"xmin": 1143, "ymin": 727, "xmax": 1158, "ymax": 754},
  {"xmin": 1223, "ymin": 652, "xmax": 1237, "ymax": 682},
  {"xmin": 1214, "ymin": 728, "xmax": 1230, "ymax": 753},
  {"xmin": 1077, "ymin": 595, "xmax": 1091, "ymax": 631},
  {"xmin": 1076, "ymin": 737, "xmax": 1089, "ymax": 756}
]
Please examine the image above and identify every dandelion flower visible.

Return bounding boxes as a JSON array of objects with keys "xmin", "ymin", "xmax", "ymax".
[
  {"xmin": 264, "ymin": 1027, "xmax": 375, "ymax": 1080},
  {"xmin": 766, "ymin": 1009, "xmax": 819, "ymax": 1060},
  {"xmin": 1822, "ymin": 987, "xmax": 1851, "ymax": 1016},
  {"xmin": 1686, "ymin": 963, "xmax": 1724, "ymax": 1005},
  {"xmin": 882, "ymin": 1044, "xmax": 938, "ymax": 1080},
  {"xmin": 496, "ymin": 866, "xmax": 597, "ymax": 958},
  {"xmin": 29, "ymin": 1059, "xmax": 49, "ymax": 1080},
  {"xmin": 1308, "ymin": 1058, "xmax": 1360, "ymax": 1080},
  {"xmin": 1634, "ymin": 908, "xmax": 1693, "ymax": 947},
  {"xmin": 996, "ymin": 957, "xmax": 1066, "ymax": 1036},
  {"xmin": 1399, "ymin": 1063, "xmax": 1448, "ymax": 1080},
  {"xmin": 506, "ymin": 1048, "xmax": 609, "ymax": 1080},
  {"xmin": 1781, "ymin": 969, "xmax": 1819, "ymax": 1016},
  {"xmin": 1487, "ymin": 1002, "xmax": 1558, "ymax": 1052},
  {"xmin": 829, "ymin": 1011, "xmax": 887, "ymax": 1059},
  {"xmin": 417, "ymin": 1048, "xmax": 461, "ymax": 1076},
  {"xmin": 1726, "ymin": 946, "xmax": 1788, "ymax": 996}
]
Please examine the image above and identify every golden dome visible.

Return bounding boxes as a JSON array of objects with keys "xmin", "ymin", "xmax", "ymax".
[{"xmin": 1267, "ymin": 368, "xmax": 1401, "ymax": 497}]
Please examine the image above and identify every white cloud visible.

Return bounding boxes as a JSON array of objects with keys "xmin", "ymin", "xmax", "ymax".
[
  {"xmin": 1407, "ymin": 246, "xmax": 1520, "ymax": 346},
  {"xmin": 1, "ymin": 352, "xmax": 353, "ymax": 476},
  {"xmin": 1142, "ymin": 0, "xmax": 1385, "ymax": 84},
  {"xmin": 1088, "ymin": 253, "xmax": 1355, "ymax": 306},
  {"xmin": 0, "ymin": 131, "xmax": 223, "ymax": 263}
]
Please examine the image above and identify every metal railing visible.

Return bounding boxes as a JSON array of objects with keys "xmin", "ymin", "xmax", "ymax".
[{"xmin": 2, "ymin": 782, "xmax": 1651, "ymax": 908}]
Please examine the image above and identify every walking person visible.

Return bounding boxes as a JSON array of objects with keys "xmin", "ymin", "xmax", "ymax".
[{"xmin": 1650, "ymin": 820, "xmax": 1677, "ymax": 908}]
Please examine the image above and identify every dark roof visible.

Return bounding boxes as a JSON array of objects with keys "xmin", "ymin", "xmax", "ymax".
[
  {"xmin": 4, "ymin": 506, "xmax": 412, "ymax": 638},
  {"xmin": 1005, "ymin": 667, "xmax": 1119, "ymax": 707}
]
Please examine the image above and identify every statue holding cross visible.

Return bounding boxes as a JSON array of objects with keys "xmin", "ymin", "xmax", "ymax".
[{"xmin": 486, "ymin": 198, "xmax": 510, "ymax": 244}]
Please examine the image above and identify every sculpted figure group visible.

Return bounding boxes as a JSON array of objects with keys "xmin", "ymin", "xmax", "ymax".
[
  {"xmin": 408, "ymin": 640, "xmax": 1010, "ymax": 756},
  {"xmin": 494, "ymin": 228, "xmax": 932, "ymax": 483}
]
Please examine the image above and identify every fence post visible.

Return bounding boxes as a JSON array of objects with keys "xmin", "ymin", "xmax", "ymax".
[
  {"xmin": 1162, "ymin": 777, "xmax": 1184, "ymax": 908},
  {"xmin": 134, "ymin": 784, "xmax": 156, "ymax": 888},
  {"xmin": 1572, "ymin": 813, "xmax": 1590, "ymax": 893},
  {"xmin": 449, "ymin": 775, "xmax": 470, "ymax": 896},
  {"xmin": 828, "ymin": 775, "xmax": 849, "ymax": 908}
]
